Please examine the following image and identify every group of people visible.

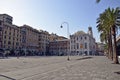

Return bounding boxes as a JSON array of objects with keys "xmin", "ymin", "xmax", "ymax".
[
  {"xmin": 0, "ymin": 50, "xmax": 20, "ymax": 59},
  {"xmin": 0, "ymin": 50, "xmax": 10, "ymax": 58}
]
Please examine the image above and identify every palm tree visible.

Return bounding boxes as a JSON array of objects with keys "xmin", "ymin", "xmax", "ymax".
[
  {"xmin": 97, "ymin": 7, "xmax": 120, "ymax": 64},
  {"xmin": 109, "ymin": 7, "xmax": 120, "ymax": 64},
  {"xmin": 97, "ymin": 12, "xmax": 113, "ymax": 60},
  {"xmin": 96, "ymin": 0, "xmax": 101, "ymax": 3}
]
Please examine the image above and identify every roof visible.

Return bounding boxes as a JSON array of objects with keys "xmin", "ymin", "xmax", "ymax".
[{"xmin": 74, "ymin": 31, "xmax": 86, "ymax": 35}]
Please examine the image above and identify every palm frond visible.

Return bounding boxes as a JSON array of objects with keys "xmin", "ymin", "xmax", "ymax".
[{"xmin": 96, "ymin": 0, "xmax": 101, "ymax": 3}]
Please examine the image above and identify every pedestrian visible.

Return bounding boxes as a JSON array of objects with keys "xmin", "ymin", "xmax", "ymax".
[{"xmin": 15, "ymin": 50, "xmax": 19, "ymax": 59}]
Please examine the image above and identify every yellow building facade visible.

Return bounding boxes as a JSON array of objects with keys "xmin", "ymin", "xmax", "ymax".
[{"xmin": 20, "ymin": 25, "xmax": 39, "ymax": 52}]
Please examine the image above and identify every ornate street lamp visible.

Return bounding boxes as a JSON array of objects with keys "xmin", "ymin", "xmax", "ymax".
[{"xmin": 60, "ymin": 22, "xmax": 70, "ymax": 61}]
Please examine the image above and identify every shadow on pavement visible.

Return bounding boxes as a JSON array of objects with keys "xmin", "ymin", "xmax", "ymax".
[
  {"xmin": 76, "ymin": 57, "xmax": 93, "ymax": 61},
  {"xmin": 0, "ymin": 74, "xmax": 16, "ymax": 80},
  {"xmin": 114, "ymin": 71, "xmax": 120, "ymax": 75}
]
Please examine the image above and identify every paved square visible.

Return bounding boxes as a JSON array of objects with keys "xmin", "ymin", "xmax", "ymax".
[{"xmin": 0, "ymin": 56, "xmax": 120, "ymax": 80}]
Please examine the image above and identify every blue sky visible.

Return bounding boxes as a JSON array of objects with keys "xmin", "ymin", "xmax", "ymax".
[{"xmin": 0, "ymin": 0, "xmax": 120, "ymax": 42}]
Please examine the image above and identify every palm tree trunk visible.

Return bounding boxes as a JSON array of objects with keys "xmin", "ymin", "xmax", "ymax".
[
  {"xmin": 112, "ymin": 27, "xmax": 119, "ymax": 64},
  {"xmin": 110, "ymin": 28, "xmax": 113, "ymax": 60},
  {"xmin": 106, "ymin": 39, "xmax": 109, "ymax": 57},
  {"xmin": 108, "ymin": 34, "xmax": 111, "ymax": 59},
  {"xmin": 104, "ymin": 34, "xmax": 109, "ymax": 57}
]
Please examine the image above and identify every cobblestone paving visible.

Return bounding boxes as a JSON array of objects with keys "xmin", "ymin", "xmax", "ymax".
[{"xmin": 0, "ymin": 56, "xmax": 120, "ymax": 80}]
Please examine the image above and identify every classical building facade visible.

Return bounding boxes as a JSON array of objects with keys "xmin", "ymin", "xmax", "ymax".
[
  {"xmin": 49, "ymin": 39, "xmax": 70, "ymax": 56},
  {"xmin": 0, "ymin": 14, "xmax": 71, "ymax": 56},
  {"xmin": 95, "ymin": 42, "xmax": 105, "ymax": 55},
  {"xmin": 0, "ymin": 14, "xmax": 21, "ymax": 50},
  {"xmin": 20, "ymin": 25, "xmax": 39, "ymax": 52},
  {"xmin": 70, "ymin": 27, "xmax": 96, "ymax": 56},
  {"xmin": 0, "ymin": 14, "xmax": 97, "ymax": 56},
  {"xmin": 49, "ymin": 33, "xmax": 67, "ymax": 41},
  {"xmin": 38, "ymin": 30, "xmax": 49, "ymax": 55},
  {"xmin": 96, "ymin": 42, "xmax": 105, "ymax": 52}
]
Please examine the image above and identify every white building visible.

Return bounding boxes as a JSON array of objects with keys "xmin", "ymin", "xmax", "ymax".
[
  {"xmin": 70, "ymin": 27, "xmax": 96, "ymax": 56},
  {"xmin": 97, "ymin": 42, "xmax": 105, "ymax": 52}
]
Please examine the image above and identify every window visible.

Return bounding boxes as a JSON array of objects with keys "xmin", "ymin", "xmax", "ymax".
[
  {"xmin": 77, "ymin": 37, "xmax": 78, "ymax": 41},
  {"xmin": 0, "ymin": 27, "xmax": 2, "ymax": 31},
  {"xmin": 81, "ymin": 37, "xmax": 82, "ymax": 40},
  {"xmin": 9, "ymin": 37, "xmax": 11, "ymax": 40},
  {"xmin": 74, "ymin": 45, "xmax": 76, "ymax": 49},
  {"xmin": 85, "ymin": 43, "xmax": 87, "ymax": 49},
  {"xmin": 5, "ymin": 31, "xmax": 7, "ymax": 34},
  {"xmin": 72, "ymin": 45, "xmax": 74, "ymax": 50},
  {"xmin": 0, "ymin": 21, "xmax": 2, "ymax": 25},
  {"xmin": 85, "ymin": 36, "xmax": 87, "ymax": 40},
  {"xmin": 4, "ymin": 35, "xmax": 6, "ymax": 39},
  {"xmin": 9, "ymin": 32, "xmax": 11, "ymax": 35},
  {"xmin": 74, "ymin": 40, "xmax": 75, "ymax": 43},
  {"xmin": 3, "ymin": 45, "xmax": 5, "ymax": 48},
  {"xmin": 4, "ymin": 41, "xmax": 6, "ymax": 44},
  {"xmin": 77, "ymin": 43, "xmax": 79, "ymax": 49},
  {"xmin": 8, "ymin": 41, "xmax": 11, "ymax": 45},
  {"xmin": 16, "ymin": 42, "xmax": 19, "ymax": 46}
]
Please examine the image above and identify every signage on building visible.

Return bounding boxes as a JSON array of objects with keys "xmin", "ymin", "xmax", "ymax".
[{"xmin": 80, "ymin": 44, "xmax": 83, "ymax": 48}]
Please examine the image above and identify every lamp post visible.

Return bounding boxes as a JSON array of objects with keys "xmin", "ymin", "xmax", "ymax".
[{"xmin": 60, "ymin": 22, "xmax": 70, "ymax": 61}]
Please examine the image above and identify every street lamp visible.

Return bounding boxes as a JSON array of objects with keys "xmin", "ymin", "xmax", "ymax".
[{"xmin": 60, "ymin": 22, "xmax": 70, "ymax": 61}]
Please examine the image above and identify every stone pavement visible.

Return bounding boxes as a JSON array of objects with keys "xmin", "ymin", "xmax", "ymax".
[{"xmin": 0, "ymin": 56, "xmax": 120, "ymax": 80}]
